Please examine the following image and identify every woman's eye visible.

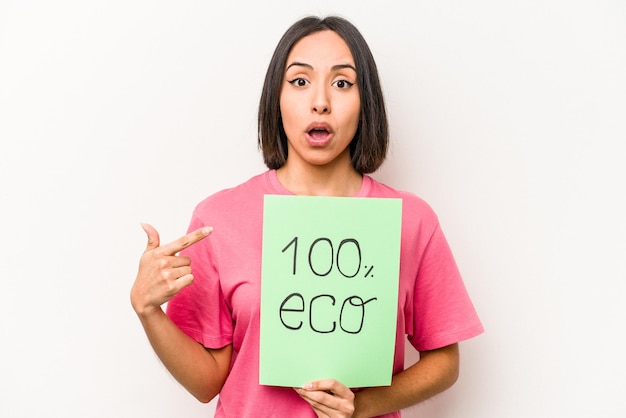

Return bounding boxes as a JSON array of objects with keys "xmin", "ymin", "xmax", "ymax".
[
  {"xmin": 333, "ymin": 79, "xmax": 354, "ymax": 89},
  {"xmin": 288, "ymin": 78, "xmax": 309, "ymax": 87}
]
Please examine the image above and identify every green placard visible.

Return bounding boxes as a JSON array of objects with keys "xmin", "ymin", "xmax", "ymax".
[{"xmin": 260, "ymin": 195, "xmax": 402, "ymax": 388}]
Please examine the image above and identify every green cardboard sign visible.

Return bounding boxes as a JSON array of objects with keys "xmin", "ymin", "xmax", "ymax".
[{"xmin": 260, "ymin": 195, "xmax": 402, "ymax": 388}]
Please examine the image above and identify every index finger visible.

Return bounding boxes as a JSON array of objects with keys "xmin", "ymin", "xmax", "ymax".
[
  {"xmin": 160, "ymin": 226, "xmax": 213, "ymax": 256},
  {"xmin": 302, "ymin": 379, "xmax": 353, "ymax": 398}
]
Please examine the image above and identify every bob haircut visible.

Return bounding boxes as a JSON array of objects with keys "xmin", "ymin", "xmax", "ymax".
[{"xmin": 258, "ymin": 16, "xmax": 389, "ymax": 174}]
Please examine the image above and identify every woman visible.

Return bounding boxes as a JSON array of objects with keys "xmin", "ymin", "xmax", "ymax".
[{"xmin": 131, "ymin": 15, "xmax": 483, "ymax": 417}]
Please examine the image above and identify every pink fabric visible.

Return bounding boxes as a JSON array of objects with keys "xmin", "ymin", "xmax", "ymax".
[{"xmin": 166, "ymin": 170, "xmax": 483, "ymax": 417}]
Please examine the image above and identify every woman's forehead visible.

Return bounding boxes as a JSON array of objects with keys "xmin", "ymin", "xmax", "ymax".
[{"xmin": 286, "ymin": 31, "xmax": 355, "ymax": 68}]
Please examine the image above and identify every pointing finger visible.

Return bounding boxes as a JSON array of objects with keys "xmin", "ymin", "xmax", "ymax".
[{"xmin": 160, "ymin": 226, "xmax": 213, "ymax": 256}]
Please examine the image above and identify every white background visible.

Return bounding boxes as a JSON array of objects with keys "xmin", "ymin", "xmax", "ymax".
[{"xmin": 1, "ymin": 0, "xmax": 625, "ymax": 417}]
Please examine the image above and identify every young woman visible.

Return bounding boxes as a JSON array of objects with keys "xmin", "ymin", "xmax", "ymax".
[{"xmin": 131, "ymin": 16, "xmax": 483, "ymax": 418}]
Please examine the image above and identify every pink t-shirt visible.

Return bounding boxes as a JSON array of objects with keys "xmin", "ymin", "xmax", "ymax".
[{"xmin": 167, "ymin": 170, "xmax": 483, "ymax": 417}]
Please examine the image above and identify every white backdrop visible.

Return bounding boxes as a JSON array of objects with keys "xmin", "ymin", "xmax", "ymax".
[{"xmin": 1, "ymin": 1, "xmax": 625, "ymax": 417}]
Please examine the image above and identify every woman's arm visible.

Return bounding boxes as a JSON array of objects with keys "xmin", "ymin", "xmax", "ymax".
[
  {"xmin": 354, "ymin": 343, "xmax": 459, "ymax": 417},
  {"xmin": 135, "ymin": 308, "xmax": 232, "ymax": 403},
  {"xmin": 131, "ymin": 223, "xmax": 231, "ymax": 403},
  {"xmin": 296, "ymin": 343, "xmax": 459, "ymax": 418}
]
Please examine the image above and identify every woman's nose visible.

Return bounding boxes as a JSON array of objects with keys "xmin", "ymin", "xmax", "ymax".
[{"xmin": 311, "ymin": 86, "xmax": 330, "ymax": 114}]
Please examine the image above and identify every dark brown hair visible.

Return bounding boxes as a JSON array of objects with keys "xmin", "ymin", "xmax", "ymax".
[{"xmin": 258, "ymin": 16, "xmax": 389, "ymax": 174}]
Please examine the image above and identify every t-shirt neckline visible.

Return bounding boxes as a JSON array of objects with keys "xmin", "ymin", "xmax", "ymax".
[{"xmin": 266, "ymin": 169, "xmax": 372, "ymax": 197}]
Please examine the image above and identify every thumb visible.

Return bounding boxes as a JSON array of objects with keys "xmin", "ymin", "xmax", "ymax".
[{"xmin": 140, "ymin": 222, "xmax": 160, "ymax": 251}]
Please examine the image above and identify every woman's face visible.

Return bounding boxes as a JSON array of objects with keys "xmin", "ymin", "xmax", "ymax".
[{"xmin": 279, "ymin": 30, "xmax": 360, "ymax": 171}]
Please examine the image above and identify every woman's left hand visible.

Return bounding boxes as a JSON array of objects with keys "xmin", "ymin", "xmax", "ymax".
[{"xmin": 295, "ymin": 379, "xmax": 356, "ymax": 417}]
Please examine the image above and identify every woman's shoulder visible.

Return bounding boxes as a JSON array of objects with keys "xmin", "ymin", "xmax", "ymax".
[
  {"xmin": 366, "ymin": 176, "xmax": 438, "ymax": 220},
  {"xmin": 191, "ymin": 171, "xmax": 275, "ymax": 216}
]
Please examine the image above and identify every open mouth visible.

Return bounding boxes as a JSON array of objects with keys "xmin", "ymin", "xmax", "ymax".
[
  {"xmin": 309, "ymin": 128, "xmax": 330, "ymax": 138},
  {"xmin": 306, "ymin": 123, "xmax": 332, "ymax": 146}
]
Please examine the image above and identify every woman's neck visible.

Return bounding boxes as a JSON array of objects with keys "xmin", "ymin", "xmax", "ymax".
[{"xmin": 276, "ymin": 162, "xmax": 362, "ymax": 197}]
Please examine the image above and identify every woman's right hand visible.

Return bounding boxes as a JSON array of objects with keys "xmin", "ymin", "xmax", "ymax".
[{"xmin": 130, "ymin": 223, "xmax": 212, "ymax": 316}]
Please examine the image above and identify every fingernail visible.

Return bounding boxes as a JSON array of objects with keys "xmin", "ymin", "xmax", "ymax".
[
  {"xmin": 303, "ymin": 382, "xmax": 313, "ymax": 389},
  {"xmin": 202, "ymin": 226, "xmax": 213, "ymax": 235}
]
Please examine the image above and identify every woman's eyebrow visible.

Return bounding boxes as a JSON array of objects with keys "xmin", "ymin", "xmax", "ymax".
[
  {"xmin": 332, "ymin": 63, "xmax": 357, "ymax": 72},
  {"xmin": 286, "ymin": 61, "xmax": 312, "ymax": 70},
  {"xmin": 286, "ymin": 62, "xmax": 357, "ymax": 72}
]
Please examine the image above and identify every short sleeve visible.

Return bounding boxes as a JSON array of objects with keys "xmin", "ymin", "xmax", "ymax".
[{"xmin": 408, "ymin": 223, "xmax": 484, "ymax": 351}]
